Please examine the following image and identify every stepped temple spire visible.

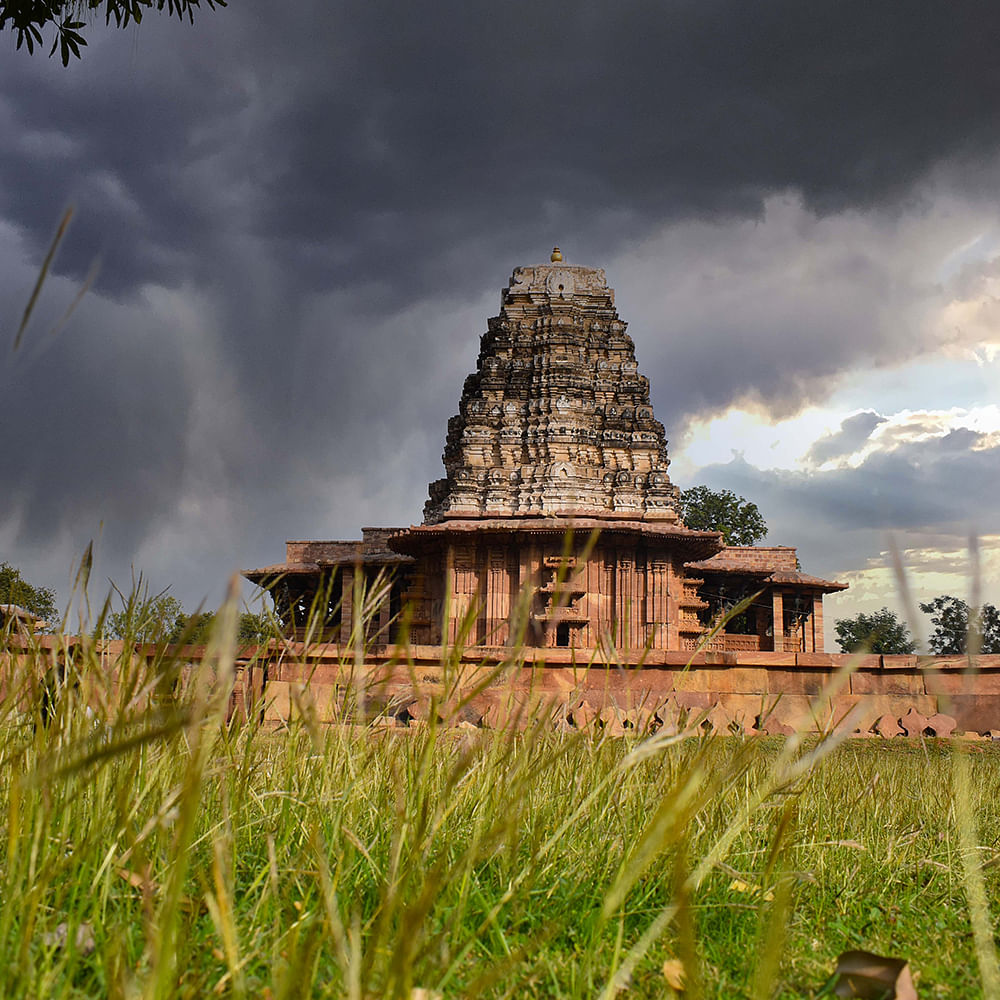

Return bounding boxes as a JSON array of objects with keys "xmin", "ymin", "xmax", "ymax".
[{"xmin": 423, "ymin": 257, "xmax": 681, "ymax": 524}]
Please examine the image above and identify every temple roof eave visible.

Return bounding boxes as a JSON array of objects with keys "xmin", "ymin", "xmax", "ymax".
[
  {"xmin": 390, "ymin": 517, "xmax": 724, "ymax": 559},
  {"xmin": 243, "ymin": 552, "xmax": 414, "ymax": 584},
  {"xmin": 683, "ymin": 559, "xmax": 848, "ymax": 593}
]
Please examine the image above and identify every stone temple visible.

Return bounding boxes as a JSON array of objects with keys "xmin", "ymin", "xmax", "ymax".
[{"xmin": 245, "ymin": 251, "xmax": 845, "ymax": 656}]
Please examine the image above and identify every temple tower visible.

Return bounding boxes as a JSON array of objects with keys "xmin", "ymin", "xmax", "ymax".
[{"xmin": 423, "ymin": 254, "xmax": 681, "ymax": 523}]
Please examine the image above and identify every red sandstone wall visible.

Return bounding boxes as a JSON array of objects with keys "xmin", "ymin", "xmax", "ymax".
[
  {"xmin": 242, "ymin": 644, "xmax": 1000, "ymax": 737},
  {"xmin": 7, "ymin": 635, "xmax": 999, "ymax": 737},
  {"xmin": 707, "ymin": 546, "xmax": 799, "ymax": 571}
]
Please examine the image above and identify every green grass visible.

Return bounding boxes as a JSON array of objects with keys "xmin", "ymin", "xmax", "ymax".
[{"xmin": 3, "ymin": 615, "xmax": 1000, "ymax": 998}]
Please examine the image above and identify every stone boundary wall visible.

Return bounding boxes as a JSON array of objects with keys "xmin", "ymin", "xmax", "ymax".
[
  {"xmin": 5, "ymin": 637, "xmax": 1000, "ymax": 737},
  {"xmin": 239, "ymin": 644, "xmax": 1000, "ymax": 738}
]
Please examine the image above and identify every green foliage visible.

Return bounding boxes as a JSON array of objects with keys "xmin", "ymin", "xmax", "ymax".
[
  {"xmin": 105, "ymin": 588, "xmax": 183, "ymax": 644},
  {"xmin": 104, "ymin": 589, "xmax": 280, "ymax": 647},
  {"xmin": 920, "ymin": 595, "xmax": 1000, "ymax": 655},
  {"xmin": 237, "ymin": 609, "xmax": 277, "ymax": 644},
  {"xmin": 0, "ymin": 561, "xmax": 57, "ymax": 621},
  {"xmin": 170, "ymin": 610, "xmax": 215, "ymax": 645},
  {"xmin": 834, "ymin": 607, "xmax": 916, "ymax": 654},
  {"xmin": 0, "ymin": 0, "xmax": 226, "ymax": 65},
  {"xmin": 678, "ymin": 486, "xmax": 768, "ymax": 546}
]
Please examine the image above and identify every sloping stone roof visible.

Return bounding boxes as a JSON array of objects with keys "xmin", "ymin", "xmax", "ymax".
[{"xmin": 391, "ymin": 516, "xmax": 722, "ymax": 559}]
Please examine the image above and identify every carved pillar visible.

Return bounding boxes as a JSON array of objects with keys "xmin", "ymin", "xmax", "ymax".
[
  {"xmin": 616, "ymin": 555, "xmax": 633, "ymax": 648},
  {"xmin": 449, "ymin": 544, "xmax": 480, "ymax": 645},
  {"xmin": 485, "ymin": 547, "xmax": 511, "ymax": 645},
  {"xmin": 647, "ymin": 559, "xmax": 669, "ymax": 649},
  {"xmin": 665, "ymin": 558, "xmax": 679, "ymax": 651}
]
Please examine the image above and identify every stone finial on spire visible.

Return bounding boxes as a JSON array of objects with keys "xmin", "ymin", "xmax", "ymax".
[{"xmin": 550, "ymin": 246, "xmax": 562, "ymax": 262}]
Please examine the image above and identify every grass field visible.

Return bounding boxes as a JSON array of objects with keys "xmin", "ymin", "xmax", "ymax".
[{"xmin": 3, "ymin": 616, "xmax": 1000, "ymax": 999}]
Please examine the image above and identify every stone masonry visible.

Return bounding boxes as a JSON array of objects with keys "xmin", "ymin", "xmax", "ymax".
[{"xmin": 424, "ymin": 260, "xmax": 681, "ymax": 522}]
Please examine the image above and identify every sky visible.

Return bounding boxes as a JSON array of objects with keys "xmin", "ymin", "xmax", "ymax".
[{"xmin": 2, "ymin": 1, "xmax": 999, "ymax": 646}]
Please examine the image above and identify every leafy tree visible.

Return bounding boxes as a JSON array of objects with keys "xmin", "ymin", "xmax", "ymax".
[
  {"xmin": 238, "ymin": 610, "xmax": 277, "ymax": 644},
  {"xmin": 919, "ymin": 595, "xmax": 1000, "ymax": 655},
  {"xmin": 834, "ymin": 607, "xmax": 916, "ymax": 654},
  {"xmin": 0, "ymin": 561, "xmax": 57, "ymax": 621},
  {"xmin": 678, "ymin": 486, "xmax": 767, "ymax": 546},
  {"xmin": 1, "ymin": 0, "xmax": 226, "ymax": 66},
  {"xmin": 106, "ymin": 590, "xmax": 183, "ymax": 644},
  {"xmin": 169, "ymin": 611, "xmax": 215, "ymax": 645}
]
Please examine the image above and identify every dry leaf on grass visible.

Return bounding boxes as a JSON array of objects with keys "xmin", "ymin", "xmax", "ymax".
[
  {"xmin": 729, "ymin": 878, "xmax": 775, "ymax": 901},
  {"xmin": 118, "ymin": 866, "xmax": 157, "ymax": 892},
  {"xmin": 662, "ymin": 958, "xmax": 686, "ymax": 991},
  {"xmin": 828, "ymin": 950, "xmax": 917, "ymax": 999}
]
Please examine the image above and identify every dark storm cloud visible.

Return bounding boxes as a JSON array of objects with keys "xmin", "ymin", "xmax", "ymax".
[
  {"xmin": 4, "ymin": 0, "xmax": 1000, "ymax": 608},
  {"xmin": 694, "ymin": 433, "xmax": 1000, "ymax": 584},
  {"xmin": 4, "ymin": 0, "xmax": 1000, "ymax": 301},
  {"xmin": 806, "ymin": 411, "xmax": 887, "ymax": 463}
]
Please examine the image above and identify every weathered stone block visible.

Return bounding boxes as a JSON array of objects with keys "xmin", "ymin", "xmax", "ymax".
[
  {"xmin": 263, "ymin": 680, "xmax": 290, "ymax": 723},
  {"xmin": 672, "ymin": 690, "xmax": 713, "ymax": 710},
  {"xmin": 923, "ymin": 670, "xmax": 1000, "ymax": 695},
  {"xmin": 753, "ymin": 694, "xmax": 814, "ymax": 730},
  {"xmin": 796, "ymin": 653, "xmax": 834, "ymax": 667},
  {"xmin": 734, "ymin": 652, "xmax": 798, "ymax": 666},
  {"xmin": 880, "ymin": 655, "xmax": 918, "ymax": 671},
  {"xmin": 672, "ymin": 667, "xmax": 768, "ymax": 694},
  {"xmin": 663, "ymin": 651, "xmax": 707, "ymax": 667},
  {"xmin": 716, "ymin": 692, "xmax": 771, "ymax": 725},
  {"xmin": 943, "ymin": 695, "xmax": 1000, "ymax": 735},
  {"xmin": 758, "ymin": 715, "xmax": 795, "ymax": 735},
  {"xmin": 834, "ymin": 654, "xmax": 882, "ymax": 670},
  {"xmin": 704, "ymin": 704, "xmax": 734, "ymax": 733},
  {"xmin": 850, "ymin": 671, "xmax": 926, "ymax": 696},
  {"xmin": 767, "ymin": 669, "xmax": 830, "ymax": 696}
]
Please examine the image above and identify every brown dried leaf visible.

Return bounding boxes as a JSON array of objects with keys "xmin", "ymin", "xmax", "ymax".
[
  {"xmin": 117, "ymin": 865, "xmax": 158, "ymax": 892},
  {"xmin": 662, "ymin": 957, "xmax": 686, "ymax": 991},
  {"xmin": 830, "ymin": 950, "xmax": 917, "ymax": 998}
]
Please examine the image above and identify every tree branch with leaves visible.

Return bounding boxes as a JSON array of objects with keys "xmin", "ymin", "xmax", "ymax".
[{"xmin": 1, "ymin": 0, "xmax": 226, "ymax": 65}]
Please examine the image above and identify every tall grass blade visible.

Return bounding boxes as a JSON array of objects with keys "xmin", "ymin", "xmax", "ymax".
[{"xmin": 13, "ymin": 206, "xmax": 73, "ymax": 353}]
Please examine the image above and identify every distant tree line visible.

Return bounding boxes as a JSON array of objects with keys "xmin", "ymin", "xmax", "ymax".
[
  {"xmin": 1, "ymin": 561, "xmax": 273, "ymax": 644},
  {"xmin": 834, "ymin": 599, "xmax": 1000, "ymax": 655},
  {"xmin": 104, "ymin": 589, "xmax": 276, "ymax": 645}
]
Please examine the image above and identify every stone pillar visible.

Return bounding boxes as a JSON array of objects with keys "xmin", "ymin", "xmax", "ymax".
[
  {"xmin": 772, "ymin": 590, "xmax": 784, "ymax": 653},
  {"xmin": 647, "ymin": 559, "xmax": 669, "ymax": 648},
  {"xmin": 376, "ymin": 575, "xmax": 392, "ymax": 643},
  {"xmin": 666, "ymin": 557, "xmax": 682, "ymax": 651},
  {"xmin": 615, "ymin": 556, "xmax": 633, "ymax": 648},
  {"xmin": 812, "ymin": 593, "xmax": 824, "ymax": 652},
  {"xmin": 340, "ymin": 567, "xmax": 355, "ymax": 645},
  {"xmin": 449, "ymin": 544, "xmax": 480, "ymax": 645},
  {"xmin": 486, "ymin": 547, "xmax": 511, "ymax": 645}
]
